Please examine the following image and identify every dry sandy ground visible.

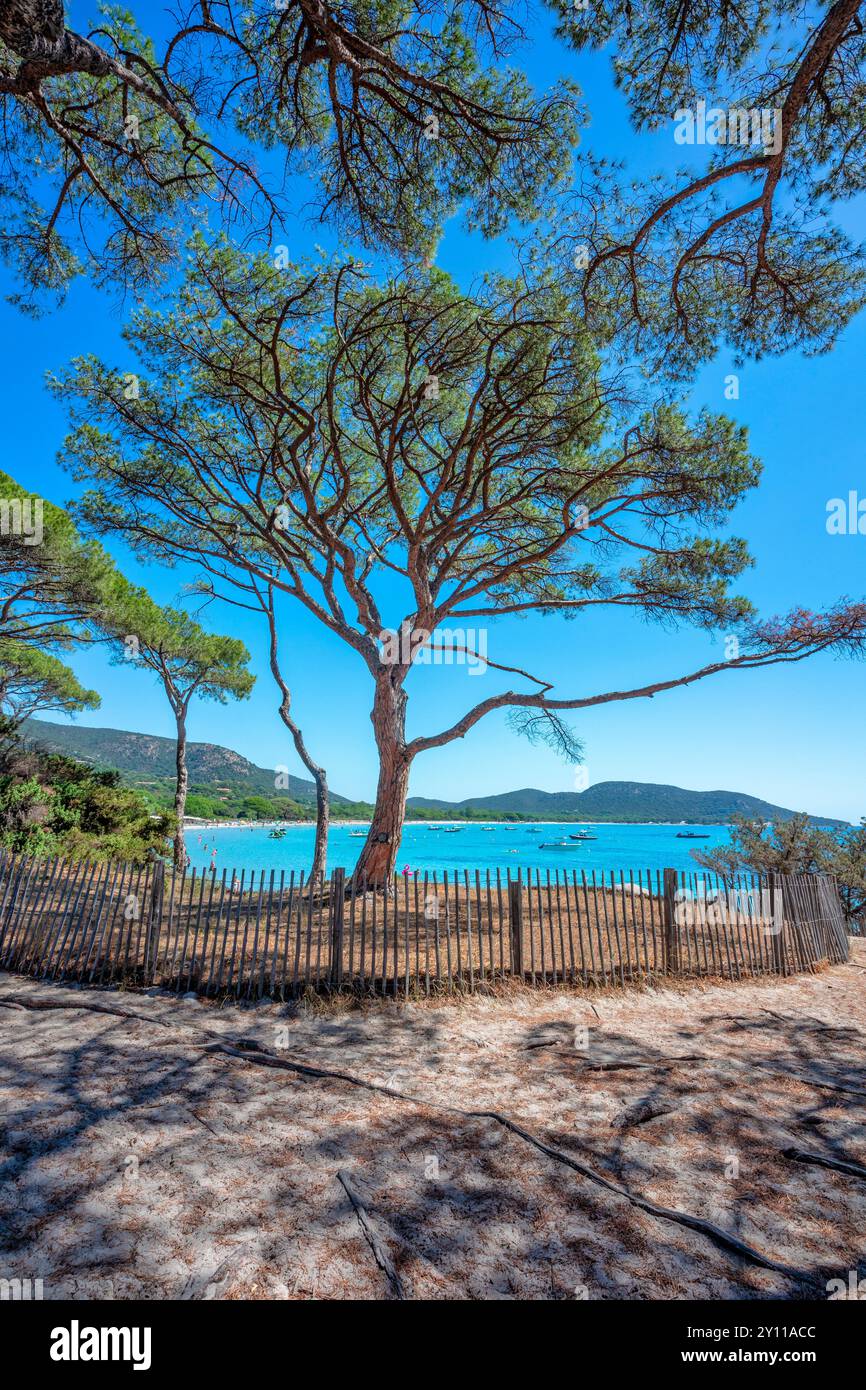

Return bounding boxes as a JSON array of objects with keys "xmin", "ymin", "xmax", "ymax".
[{"xmin": 1, "ymin": 944, "xmax": 865, "ymax": 1301}]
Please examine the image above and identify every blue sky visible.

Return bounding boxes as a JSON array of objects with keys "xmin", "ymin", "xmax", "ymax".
[{"xmin": 11, "ymin": 7, "xmax": 866, "ymax": 821}]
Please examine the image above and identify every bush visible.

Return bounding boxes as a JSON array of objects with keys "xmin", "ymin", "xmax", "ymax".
[{"xmin": 0, "ymin": 742, "xmax": 170, "ymax": 862}]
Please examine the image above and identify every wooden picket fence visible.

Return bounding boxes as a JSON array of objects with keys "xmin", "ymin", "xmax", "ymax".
[{"xmin": 0, "ymin": 852, "xmax": 850, "ymax": 1000}]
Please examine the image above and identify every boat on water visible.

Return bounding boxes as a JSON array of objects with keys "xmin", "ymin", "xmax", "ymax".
[
  {"xmin": 676, "ymin": 832, "xmax": 711, "ymax": 840},
  {"xmin": 569, "ymin": 834, "xmax": 596, "ymax": 841},
  {"xmin": 539, "ymin": 841, "xmax": 582, "ymax": 850},
  {"xmin": 444, "ymin": 827, "xmax": 462, "ymax": 834},
  {"xmin": 349, "ymin": 830, "xmax": 366, "ymax": 838},
  {"xmin": 268, "ymin": 828, "xmax": 287, "ymax": 840}
]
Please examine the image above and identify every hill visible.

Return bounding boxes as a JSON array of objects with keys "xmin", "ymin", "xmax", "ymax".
[
  {"xmin": 21, "ymin": 722, "xmax": 847, "ymax": 826},
  {"xmin": 406, "ymin": 781, "xmax": 847, "ymax": 827},
  {"xmin": 21, "ymin": 719, "xmax": 365, "ymax": 820}
]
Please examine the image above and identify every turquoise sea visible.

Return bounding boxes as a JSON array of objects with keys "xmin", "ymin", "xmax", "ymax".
[{"xmin": 183, "ymin": 821, "xmax": 733, "ymax": 880}]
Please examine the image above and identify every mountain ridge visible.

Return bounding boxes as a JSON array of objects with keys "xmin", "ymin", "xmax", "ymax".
[
  {"xmin": 21, "ymin": 720, "xmax": 848, "ymax": 826},
  {"xmin": 20, "ymin": 718, "xmax": 350, "ymax": 807},
  {"xmin": 407, "ymin": 782, "xmax": 847, "ymax": 826}
]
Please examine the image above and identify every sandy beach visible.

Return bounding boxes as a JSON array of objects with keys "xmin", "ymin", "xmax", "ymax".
[{"xmin": 2, "ymin": 939, "xmax": 864, "ymax": 1300}]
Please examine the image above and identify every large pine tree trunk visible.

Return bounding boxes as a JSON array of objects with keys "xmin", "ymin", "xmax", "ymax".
[
  {"xmin": 353, "ymin": 675, "xmax": 411, "ymax": 887},
  {"xmin": 173, "ymin": 711, "xmax": 189, "ymax": 872}
]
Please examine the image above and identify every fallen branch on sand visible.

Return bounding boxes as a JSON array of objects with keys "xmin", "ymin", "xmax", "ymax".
[
  {"xmin": 337, "ymin": 1170, "xmax": 408, "ymax": 1300},
  {"xmin": 579, "ymin": 1054, "xmax": 866, "ymax": 1100},
  {"xmin": 782, "ymin": 1148, "xmax": 866, "ymax": 1182}
]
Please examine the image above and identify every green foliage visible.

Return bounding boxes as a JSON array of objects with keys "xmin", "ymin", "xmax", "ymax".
[
  {"xmin": 0, "ymin": 742, "xmax": 170, "ymax": 862},
  {"xmin": 53, "ymin": 239, "xmax": 763, "ymax": 650},
  {"xmin": 0, "ymin": 468, "xmax": 117, "ymax": 647},
  {"xmin": 544, "ymin": 0, "xmax": 866, "ymax": 372},
  {"xmin": 0, "ymin": 640, "xmax": 100, "ymax": 728},
  {"xmin": 170, "ymin": 0, "xmax": 581, "ymax": 257},
  {"xmin": 695, "ymin": 814, "xmax": 866, "ymax": 927},
  {"xmin": 100, "ymin": 574, "xmax": 256, "ymax": 711},
  {"xmin": 0, "ymin": 5, "xmax": 223, "ymax": 311},
  {"xmin": 240, "ymin": 794, "xmax": 284, "ymax": 821}
]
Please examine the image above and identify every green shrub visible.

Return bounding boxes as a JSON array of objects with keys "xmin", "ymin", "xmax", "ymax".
[{"xmin": 0, "ymin": 743, "xmax": 170, "ymax": 862}]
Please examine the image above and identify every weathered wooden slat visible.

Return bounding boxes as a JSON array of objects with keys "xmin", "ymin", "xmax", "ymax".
[
  {"xmin": 464, "ymin": 870, "xmax": 476, "ymax": 993},
  {"xmin": 347, "ymin": 872, "xmax": 357, "ymax": 983},
  {"xmin": 472, "ymin": 870, "xmax": 484, "ymax": 987},
  {"xmin": 290, "ymin": 870, "xmax": 305, "ymax": 996},
  {"xmin": 118, "ymin": 863, "xmax": 146, "ymax": 984},
  {"xmin": 369, "ymin": 879, "xmax": 378, "ymax": 993},
  {"xmin": 331, "ymin": 868, "xmax": 346, "ymax": 991},
  {"xmin": 192, "ymin": 868, "xmax": 216, "ymax": 992},
  {"xmin": 277, "ymin": 870, "xmax": 295, "ymax": 998},
  {"xmin": 42, "ymin": 861, "xmax": 87, "ymax": 977},
  {"xmin": 403, "ymin": 871, "xmax": 411, "ymax": 998},
  {"xmin": 422, "ymin": 871, "xmax": 431, "ymax": 995},
  {"xmin": 549, "ymin": 871, "xmax": 562, "ymax": 985},
  {"xmin": 237, "ymin": 869, "xmax": 257, "ymax": 998},
  {"xmin": 614, "ymin": 869, "xmax": 629, "ymax": 984},
  {"xmin": 225, "ymin": 869, "xmax": 246, "ymax": 994},
  {"xmin": 524, "ymin": 870, "xmax": 536, "ymax": 983},
  {"xmin": 176, "ymin": 867, "xmax": 199, "ymax": 993},
  {"xmin": 413, "ymin": 869, "xmax": 422, "ymax": 991},
  {"xmin": 314, "ymin": 878, "xmax": 325, "ymax": 989},
  {"xmin": 432, "ymin": 872, "xmax": 442, "ymax": 990},
  {"xmin": 532, "ymin": 870, "xmax": 545, "ymax": 983},
  {"xmin": 21, "ymin": 857, "xmax": 63, "ymax": 973},
  {"xmin": 79, "ymin": 859, "xmax": 122, "ymax": 980},
  {"xmin": 575, "ymin": 871, "xmax": 594, "ymax": 984},
  {"xmin": 55, "ymin": 859, "xmax": 101, "ymax": 980},
  {"xmin": 0, "ymin": 855, "xmax": 26, "ymax": 957},
  {"xmin": 448, "ymin": 871, "xmax": 461, "ymax": 988},
  {"xmin": 244, "ymin": 870, "xmax": 266, "ymax": 999},
  {"xmin": 484, "ymin": 870, "xmax": 495, "ymax": 981},
  {"xmin": 263, "ymin": 869, "xmax": 281, "ymax": 996},
  {"xmin": 28, "ymin": 857, "xmax": 70, "ymax": 976},
  {"xmin": 358, "ymin": 875, "xmax": 368, "ymax": 993},
  {"xmin": 600, "ymin": 872, "xmax": 623, "ymax": 986},
  {"xmin": 0, "ymin": 853, "xmax": 850, "ymax": 999},
  {"xmin": 590, "ymin": 872, "xmax": 611, "ymax": 983},
  {"xmin": 3, "ymin": 856, "xmax": 39, "ymax": 968}
]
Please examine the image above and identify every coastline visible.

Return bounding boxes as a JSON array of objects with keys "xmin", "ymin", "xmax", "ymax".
[{"xmin": 185, "ymin": 818, "xmax": 731, "ymax": 831}]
